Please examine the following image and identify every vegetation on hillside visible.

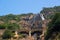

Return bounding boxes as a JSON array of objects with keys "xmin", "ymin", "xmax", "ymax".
[
  {"xmin": 41, "ymin": 6, "xmax": 60, "ymax": 19},
  {"xmin": 45, "ymin": 13, "xmax": 60, "ymax": 40},
  {"xmin": 0, "ymin": 13, "xmax": 33, "ymax": 22},
  {"xmin": 2, "ymin": 30, "xmax": 12, "ymax": 39},
  {"xmin": 0, "ymin": 6, "xmax": 60, "ymax": 40}
]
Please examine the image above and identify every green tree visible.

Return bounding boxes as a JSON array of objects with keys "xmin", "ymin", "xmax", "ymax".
[
  {"xmin": 45, "ymin": 13, "xmax": 60, "ymax": 40},
  {"xmin": 0, "ymin": 23, "xmax": 8, "ymax": 29},
  {"xmin": 7, "ymin": 23, "xmax": 20, "ymax": 36},
  {"xmin": 7, "ymin": 23, "xmax": 19, "ymax": 31},
  {"xmin": 2, "ymin": 30, "xmax": 12, "ymax": 39},
  {"xmin": 0, "ymin": 24, "xmax": 5, "ymax": 29}
]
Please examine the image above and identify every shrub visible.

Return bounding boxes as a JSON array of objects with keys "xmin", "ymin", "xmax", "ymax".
[{"xmin": 2, "ymin": 30, "xmax": 12, "ymax": 39}]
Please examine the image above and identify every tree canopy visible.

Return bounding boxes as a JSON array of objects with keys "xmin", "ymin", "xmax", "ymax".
[{"xmin": 45, "ymin": 13, "xmax": 60, "ymax": 40}]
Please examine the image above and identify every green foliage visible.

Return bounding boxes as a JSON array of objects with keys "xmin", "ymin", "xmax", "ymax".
[
  {"xmin": 7, "ymin": 23, "xmax": 19, "ymax": 31},
  {"xmin": 45, "ymin": 13, "xmax": 60, "ymax": 40},
  {"xmin": 0, "ymin": 23, "xmax": 8, "ymax": 29},
  {"xmin": 0, "ymin": 24, "xmax": 5, "ymax": 29},
  {"xmin": 0, "ymin": 13, "xmax": 33, "ymax": 22},
  {"xmin": 0, "ymin": 22, "xmax": 20, "ymax": 31},
  {"xmin": 0, "ymin": 14, "xmax": 16, "ymax": 22},
  {"xmin": 1, "ymin": 23, "xmax": 20, "ymax": 39},
  {"xmin": 2, "ymin": 30, "xmax": 12, "ymax": 39},
  {"xmin": 40, "ymin": 6, "xmax": 60, "ymax": 19}
]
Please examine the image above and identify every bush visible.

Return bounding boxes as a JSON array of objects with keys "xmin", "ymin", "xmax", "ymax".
[
  {"xmin": 0, "ymin": 24, "xmax": 5, "ymax": 29},
  {"xmin": 2, "ymin": 30, "xmax": 12, "ymax": 39},
  {"xmin": 45, "ymin": 13, "xmax": 60, "ymax": 40}
]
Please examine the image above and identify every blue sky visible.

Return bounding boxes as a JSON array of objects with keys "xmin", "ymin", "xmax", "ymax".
[{"xmin": 0, "ymin": 0, "xmax": 60, "ymax": 16}]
